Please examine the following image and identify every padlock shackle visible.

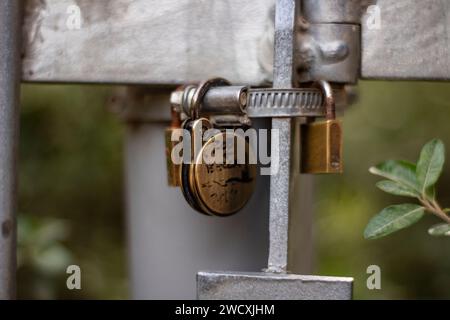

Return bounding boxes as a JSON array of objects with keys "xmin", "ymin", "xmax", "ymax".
[
  {"xmin": 190, "ymin": 78, "xmax": 231, "ymax": 119},
  {"xmin": 314, "ymin": 80, "xmax": 335, "ymax": 120}
]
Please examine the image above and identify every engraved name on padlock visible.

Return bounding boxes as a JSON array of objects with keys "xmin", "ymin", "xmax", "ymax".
[
  {"xmin": 167, "ymin": 79, "xmax": 257, "ymax": 216},
  {"xmin": 181, "ymin": 118, "xmax": 256, "ymax": 216}
]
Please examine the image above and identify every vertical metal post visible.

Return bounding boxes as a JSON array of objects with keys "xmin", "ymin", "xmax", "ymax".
[
  {"xmin": 267, "ymin": 0, "xmax": 299, "ymax": 272},
  {"xmin": 0, "ymin": 0, "xmax": 21, "ymax": 300}
]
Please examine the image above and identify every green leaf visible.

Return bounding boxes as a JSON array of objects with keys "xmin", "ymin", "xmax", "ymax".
[
  {"xmin": 417, "ymin": 139, "xmax": 445, "ymax": 195},
  {"xmin": 369, "ymin": 160, "xmax": 420, "ymax": 192},
  {"xmin": 376, "ymin": 180, "xmax": 420, "ymax": 198},
  {"xmin": 426, "ymin": 185, "xmax": 436, "ymax": 201},
  {"xmin": 428, "ymin": 223, "xmax": 450, "ymax": 237},
  {"xmin": 364, "ymin": 204, "xmax": 425, "ymax": 239}
]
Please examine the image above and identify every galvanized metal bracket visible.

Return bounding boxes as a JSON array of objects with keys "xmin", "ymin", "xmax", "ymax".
[
  {"xmin": 296, "ymin": 0, "xmax": 361, "ymax": 84},
  {"xmin": 198, "ymin": 271, "xmax": 353, "ymax": 300},
  {"xmin": 21, "ymin": 0, "xmax": 450, "ymax": 83}
]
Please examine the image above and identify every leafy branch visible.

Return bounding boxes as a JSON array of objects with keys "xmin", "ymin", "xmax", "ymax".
[{"xmin": 364, "ymin": 139, "xmax": 450, "ymax": 239}]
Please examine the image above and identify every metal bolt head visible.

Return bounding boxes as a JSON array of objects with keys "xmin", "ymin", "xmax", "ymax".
[
  {"xmin": 239, "ymin": 91, "xmax": 247, "ymax": 111},
  {"xmin": 170, "ymin": 90, "xmax": 183, "ymax": 108}
]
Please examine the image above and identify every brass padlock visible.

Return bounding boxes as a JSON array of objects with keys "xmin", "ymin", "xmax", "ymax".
[
  {"xmin": 165, "ymin": 105, "xmax": 182, "ymax": 187},
  {"xmin": 166, "ymin": 78, "xmax": 257, "ymax": 216},
  {"xmin": 300, "ymin": 80, "xmax": 343, "ymax": 174},
  {"xmin": 180, "ymin": 118, "xmax": 256, "ymax": 216}
]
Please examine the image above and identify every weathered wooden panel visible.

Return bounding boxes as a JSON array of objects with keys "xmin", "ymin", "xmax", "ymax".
[
  {"xmin": 22, "ymin": 0, "xmax": 275, "ymax": 85},
  {"xmin": 361, "ymin": 0, "xmax": 450, "ymax": 80}
]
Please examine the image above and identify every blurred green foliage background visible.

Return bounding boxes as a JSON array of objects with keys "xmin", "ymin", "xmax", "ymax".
[
  {"xmin": 317, "ymin": 81, "xmax": 450, "ymax": 299},
  {"xmin": 18, "ymin": 81, "xmax": 450, "ymax": 299},
  {"xmin": 18, "ymin": 85, "xmax": 127, "ymax": 299}
]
